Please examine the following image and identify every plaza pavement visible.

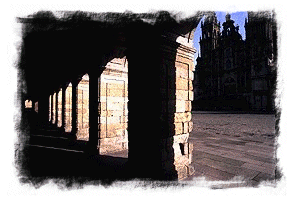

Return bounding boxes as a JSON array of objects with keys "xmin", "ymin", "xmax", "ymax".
[
  {"xmin": 26, "ymin": 111, "xmax": 278, "ymax": 186},
  {"xmin": 183, "ymin": 111, "xmax": 278, "ymax": 187}
]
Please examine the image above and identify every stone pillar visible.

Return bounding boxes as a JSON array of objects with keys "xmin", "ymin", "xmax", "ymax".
[
  {"xmin": 55, "ymin": 90, "xmax": 59, "ymax": 126},
  {"xmin": 171, "ymin": 45, "xmax": 195, "ymax": 180},
  {"xmin": 126, "ymin": 28, "xmax": 178, "ymax": 180},
  {"xmin": 49, "ymin": 95, "xmax": 51, "ymax": 124},
  {"xmin": 126, "ymin": 27, "xmax": 195, "ymax": 180},
  {"xmin": 71, "ymin": 80, "xmax": 78, "ymax": 138},
  {"xmin": 64, "ymin": 83, "xmax": 72, "ymax": 133},
  {"xmin": 76, "ymin": 75, "xmax": 89, "ymax": 140},
  {"xmin": 31, "ymin": 99, "xmax": 35, "ymax": 111},
  {"xmin": 37, "ymin": 95, "xmax": 49, "ymax": 129},
  {"xmin": 88, "ymin": 71, "xmax": 100, "ymax": 152},
  {"xmin": 57, "ymin": 89, "xmax": 62, "ymax": 128},
  {"xmin": 50, "ymin": 94, "xmax": 54, "ymax": 124},
  {"xmin": 52, "ymin": 92, "xmax": 56, "ymax": 124},
  {"xmin": 61, "ymin": 85, "xmax": 66, "ymax": 131}
]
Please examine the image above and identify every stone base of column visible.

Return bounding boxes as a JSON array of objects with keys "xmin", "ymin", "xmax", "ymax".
[{"xmin": 173, "ymin": 134, "xmax": 194, "ymax": 180}]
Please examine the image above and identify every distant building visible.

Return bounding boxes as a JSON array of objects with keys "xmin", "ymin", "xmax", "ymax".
[{"xmin": 193, "ymin": 11, "xmax": 277, "ymax": 112}]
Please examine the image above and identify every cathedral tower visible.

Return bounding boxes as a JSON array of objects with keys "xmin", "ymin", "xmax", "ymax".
[{"xmin": 199, "ymin": 12, "xmax": 220, "ymax": 57}]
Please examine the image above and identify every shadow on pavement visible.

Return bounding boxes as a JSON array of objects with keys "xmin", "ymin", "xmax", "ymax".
[{"xmin": 20, "ymin": 145, "xmax": 130, "ymax": 188}]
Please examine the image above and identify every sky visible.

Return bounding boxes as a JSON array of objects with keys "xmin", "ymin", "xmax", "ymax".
[{"xmin": 193, "ymin": 11, "xmax": 248, "ymax": 63}]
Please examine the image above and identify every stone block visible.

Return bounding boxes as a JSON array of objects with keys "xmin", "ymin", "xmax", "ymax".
[
  {"xmin": 185, "ymin": 101, "xmax": 192, "ymax": 112},
  {"xmin": 188, "ymin": 121, "xmax": 193, "ymax": 132},
  {"xmin": 176, "ymin": 165, "xmax": 188, "ymax": 180},
  {"xmin": 176, "ymin": 77, "xmax": 189, "ymax": 90},
  {"xmin": 99, "ymin": 124, "xmax": 107, "ymax": 138},
  {"xmin": 190, "ymin": 62, "xmax": 195, "ymax": 71},
  {"xmin": 183, "ymin": 122, "xmax": 189, "ymax": 133},
  {"xmin": 189, "ymin": 70, "xmax": 194, "ymax": 80},
  {"xmin": 176, "ymin": 54, "xmax": 192, "ymax": 64},
  {"xmin": 188, "ymin": 80, "xmax": 193, "ymax": 90},
  {"xmin": 107, "ymin": 116, "xmax": 121, "ymax": 124},
  {"xmin": 173, "ymin": 133, "xmax": 189, "ymax": 144},
  {"xmin": 188, "ymin": 91, "xmax": 194, "ymax": 101},
  {"xmin": 176, "ymin": 100, "xmax": 186, "ymax": 113},
  {"xmin": 174, "ymin": 112, "xmax": 191, "ymax": 123},
  {"xmin": 176, "ymin": 90, "xmax": 189, "ymax": 100},
  {"xmin": 76, "ymin": 128, "xmax": 89, "ymax": 141},
  {"xmin": 174, "ymin": 122, "xmax": 183, "ymax": 135},
  {"xmin": 176, "ymin": 66, "xmax": 189, "ymax": 79}
]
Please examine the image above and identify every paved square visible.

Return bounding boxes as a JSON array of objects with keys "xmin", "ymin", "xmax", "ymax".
[{"xmin": 185, "ymin": 112, "xmax": 277, "ymax": 186}]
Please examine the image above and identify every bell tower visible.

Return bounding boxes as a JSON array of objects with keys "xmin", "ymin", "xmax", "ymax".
[{"xmin": 199, "ymin": 12, "xmax": 220, "ymax": 57}]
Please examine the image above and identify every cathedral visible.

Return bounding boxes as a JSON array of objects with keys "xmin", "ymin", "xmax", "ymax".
[{"xmin": 193, "ymin": 12, "xmax": 277, "ymax": 112}]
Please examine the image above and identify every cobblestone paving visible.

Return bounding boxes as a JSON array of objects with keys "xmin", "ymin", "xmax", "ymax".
[{"xmin": 185, "ymin": 112, "xmax": 278, "ymax": 186}]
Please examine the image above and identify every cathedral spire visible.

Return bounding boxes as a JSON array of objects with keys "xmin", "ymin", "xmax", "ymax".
[{"xmin": 226, "ymin": 13, "xmax": 231, "ymax": 21}]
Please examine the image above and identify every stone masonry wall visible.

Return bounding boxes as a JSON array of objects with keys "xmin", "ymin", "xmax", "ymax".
[
  {"xmin": 161, "ymin": 35, "xmax": 195, "ymax": 180},
  {"xmin": 99, "ymin": 57, "xmax": 128, "ymax": 154},
  {"xmin": 173, "ymin": 48, "xmax": 195, "ymax": 180},
  {"xmin": 57, "ymin": 58, "xmax": 129, "ymax": 154}
]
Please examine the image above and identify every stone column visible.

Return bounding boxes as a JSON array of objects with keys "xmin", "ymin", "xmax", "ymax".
[
  {"xmin": 57, "ymin": 89, "xmax": 63, "ymax": 128},
  {"xmin": 61, "ymin": 85, "xmax": 66, "ymax": 131},
  {"xmin": 170, "ymin": 44, "xmax": 195, "ymax": 180},
  {"xmin": 64, "ymin": 83, "xmax": 72, "ymax": 133},
  {"xmin": 31, "ymin": 99, "xmax": 35, "ymax": 111},
  {"xmin": 71, "ymin": 80, "xmax": 78, "ymax": 138},
  {"xmin": 55, "ymin": 90, "xmax": 59, "ymax": 127},
  {"xmin": 52, "ymin": 92, "xmax": 56, "ymax": 124},
  {"xmin": 88, "ymin": 71, "xmax": 100, "ymax": 152},
  {"xmin": 50, "ymin": 94, "xmax": 54, "ymax": 124},
  {"xmin": 38, "ymin": 95, "xmax": 50, "ymax": 129},
  {"xmin": 126, "ymin": 26, "xmax": 195, "ymax": 180},
  {"xmin": 126, "ymin": 27, "xmax": 178, "ymax": 180}
]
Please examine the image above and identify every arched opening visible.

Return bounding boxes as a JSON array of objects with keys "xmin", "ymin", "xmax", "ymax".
[{"xmin": 99, "ymin": 57, "xmax": 128, "ymax": 156}]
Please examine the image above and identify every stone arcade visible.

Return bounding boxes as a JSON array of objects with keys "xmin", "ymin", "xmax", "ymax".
[{"xmin": 19, "ymin": 11, "xmax": 203, "ymax": 180}]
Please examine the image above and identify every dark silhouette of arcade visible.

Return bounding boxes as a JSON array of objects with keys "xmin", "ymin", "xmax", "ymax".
[{"xmin": 17, "ymin": 10, "xmax": 202, "ymax": 185}]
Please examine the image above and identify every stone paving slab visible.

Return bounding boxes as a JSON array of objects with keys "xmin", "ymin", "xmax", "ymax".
[
  {"xmin": 192, "ymin": 162, "xmax": 236, "ymax": 181},
  {"xmin": 194, "ymin": 157, "xmax": 260, "ymax": 180},
  {"xmin": 185, "ymin": 112, "xmax": 277, "ymax": 186}
]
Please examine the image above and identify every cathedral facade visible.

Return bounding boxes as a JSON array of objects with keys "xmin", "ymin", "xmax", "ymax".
[{"xmin": 193, "ymin": 12, "xmax": 277, "ymax": 112}]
